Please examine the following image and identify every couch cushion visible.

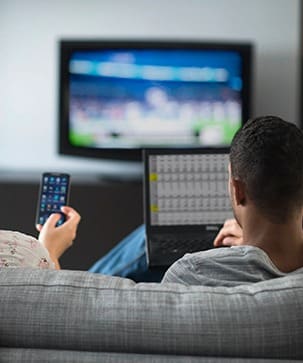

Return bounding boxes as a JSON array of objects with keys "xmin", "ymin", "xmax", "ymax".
[
  {"xmin": 0, "ymin": 268, "xmax": 302, "ymax": 359},
  {"xmin": 0, "ymin": 348, "xmax": 293, "ymax": 363}
]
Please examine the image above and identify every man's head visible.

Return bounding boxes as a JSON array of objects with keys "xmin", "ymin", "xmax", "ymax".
[{"xmin": 229, "ymin": 116, "xmax": 303, "ymax": 224}]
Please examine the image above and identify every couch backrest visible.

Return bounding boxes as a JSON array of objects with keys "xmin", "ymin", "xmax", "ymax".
[{"xmin": 0, "ymin": 268, "xmax": 302, "ymax": 359}]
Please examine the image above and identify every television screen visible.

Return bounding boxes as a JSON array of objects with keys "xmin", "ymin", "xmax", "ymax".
[{"xmin": 59, "ymin": 40, "xmax": 252, "ymax": 161}]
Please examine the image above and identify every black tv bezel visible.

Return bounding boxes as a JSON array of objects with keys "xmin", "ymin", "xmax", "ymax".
[{"xmin": 58, "ymin": 39, "xmax": 253, "ymax": 161}]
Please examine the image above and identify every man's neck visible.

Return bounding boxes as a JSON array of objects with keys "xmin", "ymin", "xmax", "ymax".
[{"xmin": 242, "ymin": 210, "xmax": 303, "ymax": 273}]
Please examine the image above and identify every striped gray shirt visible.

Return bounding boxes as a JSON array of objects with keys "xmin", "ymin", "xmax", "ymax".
[{"xmin": 161, "ymin": 245, "xmax": 295, "ymax": 286}]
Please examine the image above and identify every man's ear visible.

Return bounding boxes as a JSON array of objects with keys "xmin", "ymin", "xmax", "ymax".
[{"xmin": 231, "ymin": 178, "xmax": 246, "ymax": 206}]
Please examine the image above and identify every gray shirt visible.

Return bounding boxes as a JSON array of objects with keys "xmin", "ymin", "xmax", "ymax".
[{"xmin": 161, "ymin": 245, "xmax": 298, "ymax": 286}]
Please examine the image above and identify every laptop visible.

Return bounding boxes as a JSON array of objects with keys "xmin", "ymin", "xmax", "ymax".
[{"xmin": 143, "ymin": 147, "xmax": 233, "ymax": 268}]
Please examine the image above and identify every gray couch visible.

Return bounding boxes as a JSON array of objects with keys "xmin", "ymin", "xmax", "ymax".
[{"xmin": 0, "ymin": 267, "xmax": 302, "ymax": 362}]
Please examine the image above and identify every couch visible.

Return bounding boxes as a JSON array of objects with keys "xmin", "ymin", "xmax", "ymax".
[{"xmin": 0, "ymin": 267, "xmax": 302, "ymax": 362}]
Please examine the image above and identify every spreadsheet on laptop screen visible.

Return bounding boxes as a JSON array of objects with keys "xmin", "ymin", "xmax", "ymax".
[{"xmin": 148, "ymin": 153, "xmax": 233, "ymax": 226}]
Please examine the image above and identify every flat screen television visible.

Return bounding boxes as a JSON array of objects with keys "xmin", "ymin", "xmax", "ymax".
[{"xmin": 59, "ymin": 39, "xmax": 253, "ymax": 161}]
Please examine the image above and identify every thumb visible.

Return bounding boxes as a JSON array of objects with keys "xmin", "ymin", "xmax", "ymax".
[{"xmin": 44, "ymin": 213, "xmax": 61, "ymax": 229}]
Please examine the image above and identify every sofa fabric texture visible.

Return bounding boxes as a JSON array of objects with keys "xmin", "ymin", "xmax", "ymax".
[
  {"xmin": 0, "ymin": 349, "xmax": 294, "ymax": 363},
  {"xmin": 0, "ymin": 267, "xmax": 302, "ymax": 361}
]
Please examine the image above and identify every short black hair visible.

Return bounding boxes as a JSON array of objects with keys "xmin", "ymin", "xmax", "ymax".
[{"xmin": 230, "ymin": 116, "xmax": 303, "ymax": 223}]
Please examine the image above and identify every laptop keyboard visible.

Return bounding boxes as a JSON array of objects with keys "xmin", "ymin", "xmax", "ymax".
[{"xmin": 151, "ymin": 232, "xmax": 216, "ymax": 255}]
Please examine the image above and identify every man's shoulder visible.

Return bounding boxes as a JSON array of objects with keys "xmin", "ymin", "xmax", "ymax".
[
  {"xmin": 184, "ymin": 245, "xmax": 267, "ymax": 263},
  {"xmin": 162, "ymin": 245, "xmax": 285, "ymax": 286},
  {"xmin": 182, "ymin": 245, "xmax": 281, "ymax": 274}
]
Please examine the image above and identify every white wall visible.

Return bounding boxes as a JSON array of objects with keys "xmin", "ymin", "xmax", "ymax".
[{"xmin": 0, "ymin": 0, "xmax": 300, "ymax": 175}]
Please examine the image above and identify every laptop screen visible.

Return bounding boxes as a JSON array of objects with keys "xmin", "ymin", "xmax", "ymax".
[{"xmin": 145, "ymin": 149, "xmax": 233, "ymax": 227}]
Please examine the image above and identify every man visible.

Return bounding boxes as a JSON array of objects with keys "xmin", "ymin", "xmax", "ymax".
[
  {"xmin": 90, "ymin": 115, "xmax": 303, "ymax": 285},
  {"xmin": 162, "ymin": 115, "xmax": 303, "ymax": 285}
]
